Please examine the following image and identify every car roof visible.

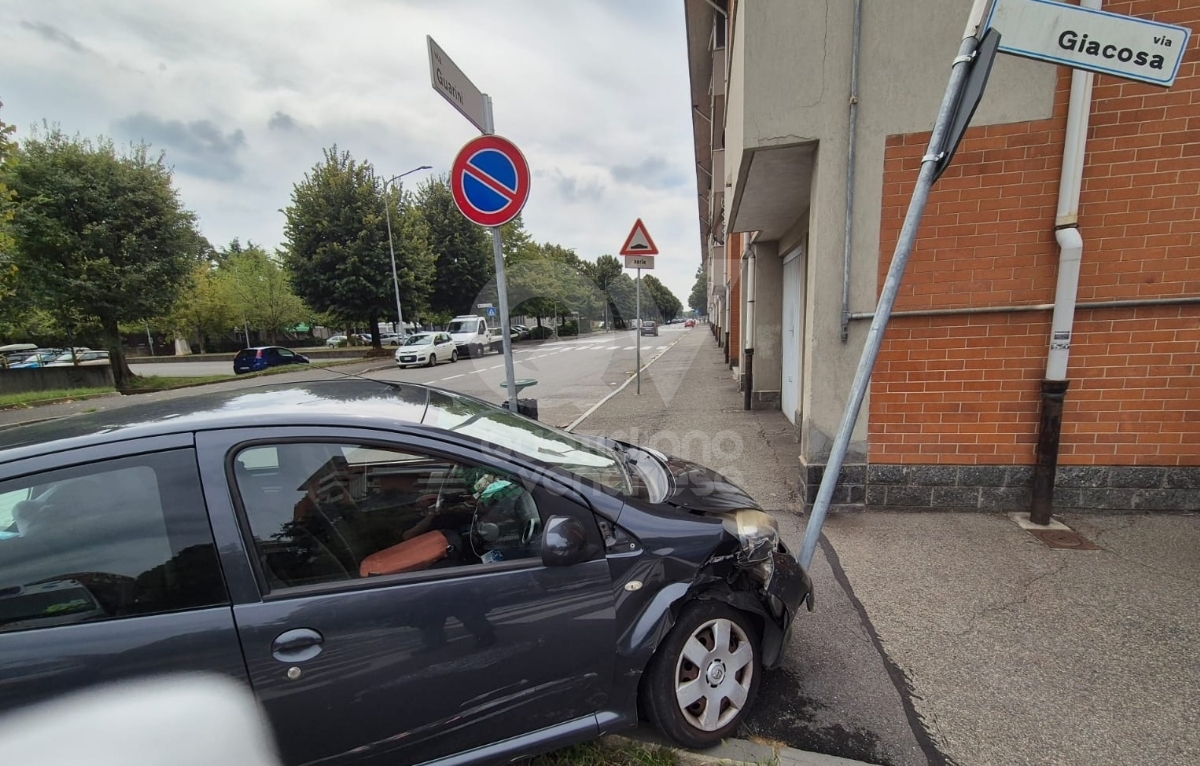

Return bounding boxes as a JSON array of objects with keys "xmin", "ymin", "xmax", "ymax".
[{"xmin": 0, "ymin": 380, "xmax": 443, "ymax": 464}]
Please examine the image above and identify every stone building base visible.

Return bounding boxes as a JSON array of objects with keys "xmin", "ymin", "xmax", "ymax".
[{"xmin": 798, "ymin": 462, "xmax": 1200, "ymax": 513}]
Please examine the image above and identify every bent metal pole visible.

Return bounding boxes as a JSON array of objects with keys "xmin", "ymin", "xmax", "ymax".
[{"xmin": 798, "ymin": 0, "xmax": 993, "ymax": 570}]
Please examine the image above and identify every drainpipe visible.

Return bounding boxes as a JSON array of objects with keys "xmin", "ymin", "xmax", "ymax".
[
  {"xmin": 743, "ymin": 245, "xmax": 756, "ymax": 410},
  {"xmin": 1031, "ymin": 0, "xmax": 1099, "ymax": 525},
  {"xmin": 724, "ymin": 283, "xmax": 731, "ymax": 363},
  {"xmin": 840, "ymin": 0, "xmax": 864, "ymax": 343}
]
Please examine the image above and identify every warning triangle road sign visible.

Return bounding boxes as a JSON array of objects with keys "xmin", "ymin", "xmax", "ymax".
[{"xmin": 619, "ymin": 218, "xmax": 659, "ymax": 256}]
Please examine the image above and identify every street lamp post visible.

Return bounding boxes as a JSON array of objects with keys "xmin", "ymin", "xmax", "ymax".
[{"xmin": 383, "ymin": 165, "xmax": 432, "ymax": 340}]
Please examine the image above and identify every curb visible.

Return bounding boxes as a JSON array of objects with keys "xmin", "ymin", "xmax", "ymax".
[
  {"xmin": 0, "ymin": 391, "xmax": 123, "ymax": 412},
  {"xmin": 607, "ymin": 730, "xmax": 877, "ymax": 766}
]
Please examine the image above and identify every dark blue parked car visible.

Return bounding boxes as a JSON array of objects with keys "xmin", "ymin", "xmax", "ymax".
[
  {"xmin": 0, "ymin": 381, "xmax": 810, "ymax": 765},
  {"xmin": 233, "ymin": 346, "xmax": 310, "ymax": 375}
]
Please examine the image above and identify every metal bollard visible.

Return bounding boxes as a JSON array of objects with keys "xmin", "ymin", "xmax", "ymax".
[{"xmin": 505, "ymin": 398, "xmax": 538, "ymax": 420}]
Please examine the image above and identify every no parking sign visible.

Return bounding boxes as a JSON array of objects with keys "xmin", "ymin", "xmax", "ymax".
[{"xmin": 450, "ymin": 135, "xmax": 530, "ymax": 228}]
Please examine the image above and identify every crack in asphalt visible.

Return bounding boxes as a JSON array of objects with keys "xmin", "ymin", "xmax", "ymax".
[{"xmin": 948, "ymin": 559, "xmax": 1071, "ymax": 640}]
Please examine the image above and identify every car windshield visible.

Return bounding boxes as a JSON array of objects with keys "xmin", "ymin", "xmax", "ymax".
[
  {"xmin": 447, "ymin": 320, "xmax": 478, "ymax": 334},
  {"xmin": 403, "ymin": 334, "xmax": 434, "ymax": 346},
  {"xmin": 423, "ymin": 391, "xmax": 630, "ymax": 494}
]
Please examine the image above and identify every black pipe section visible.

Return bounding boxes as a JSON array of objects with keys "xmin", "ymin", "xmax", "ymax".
[
  {"xmin": 724, "ymin": 332, "xmax": 730, "ymax": 364},
  {"xmin": 743, "ymin": 348, "xmax": 754, "ymax": 410},
  {"xmin": 1030, "ymin": 379, "xmax": 1071, "ymax": 525}
]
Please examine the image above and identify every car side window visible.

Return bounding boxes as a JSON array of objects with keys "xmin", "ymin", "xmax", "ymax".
[
  {"xmin": 232, "ymin": 442, "xmax": 544, "ymax": 592},
  {"xmin": 277, "ymin": 349, "xmax": 294, "ymax": 359},
  {"xmin": 0, "ymin": 450, "xmax": 228, "ymax": 635}
]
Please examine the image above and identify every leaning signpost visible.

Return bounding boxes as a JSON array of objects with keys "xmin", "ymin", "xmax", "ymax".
[
  {"xmin": 619, "ymin": 219, "xmax": 659, "ymax": 395},
  {"xmin": 428, "ymin": 36, "xmax": 528, "ymax": 413},
  {"xmin": 796, "ymin": 0, "xmax": 1192, "ymax": 570}
]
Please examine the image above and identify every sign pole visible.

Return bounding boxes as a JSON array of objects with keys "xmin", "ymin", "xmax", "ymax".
[
  {"xmin": 479, "ymin": 97, "xmax": 519, "ymax": 413},
  {"xmin": 635, "ymin": 269, "xmax": 642, "ymax": 395},
  {"xmin": 490, "ymin": 226, "xmax": 519, "ymax": 413},
  {"xmin": 797, "ymin": 0, "xmax": 992, "ymax": 570}
]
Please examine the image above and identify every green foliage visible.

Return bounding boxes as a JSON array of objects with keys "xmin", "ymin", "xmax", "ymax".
[
  {"xmin": 220, "ymin": 243, "xmax": 310, "ymax": 344},
  {"xmin": 3, "ymin": 125, "xmax": 203, "ymax": 386},
  {"xmin": 527, "ymin": 325, "xmax": 554, "ymax": 340},
  {"xmin": 167, "ymin": 261, "xmax": 237, "ymax": 353},
  {"xmin": 0, "ymin": 100, "xmax": 16, "ymax": 303},
  {"xmin": 641, "ymin": 274, "xmax": 683, "ymax": 323},
  {"xmin": 415, "ymin": 175, "xmax": 493, "ymax": 316},
  {"xmin": 283, "ymin": 146, "xmax": 433, "ymax": 345},
  {"xmin": 688, "ymin": 264, "xmax": 708, "ymax": 314}
]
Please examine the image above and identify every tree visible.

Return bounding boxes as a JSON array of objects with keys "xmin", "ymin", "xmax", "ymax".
[
  {"xmin": 582, "ymin": 254, "xmax": 624, "ymax": 329},
  {"xmin": 0, "ymin": 101, "xmax": 18, "ymax": 306},
  {"xmin": 416, "ymin": 175, "xmax": 492, "ymax": 317},
  {"xmin": 168, "ymin": 261, "xmax": 236, "ymax": 354},
  {"xmin": 4, "ymin": 126, "xmax": 202, "ymax": 386},
  {"xmin": 641, "ymin": 274, "xmax": 683, "ymax": 323},
  {"xmin": 221, "ymin": 244, "xmax": 310, "ymax": 344},
  {"xmin": 688, "ymin": 265, "xmax": 708, "ymax": 315},
  {"xmin": 283, "ymin": 148, "xmax": 433, "ymax": 347},
  {"xmin": 503, "ymin": 242, "xmax": 597, "ymax": 329}
]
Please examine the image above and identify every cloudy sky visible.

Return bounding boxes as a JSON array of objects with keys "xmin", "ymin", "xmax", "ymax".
[{"xmin": 0, "ymin": 0, "xmax": 702, "ymax": 302}]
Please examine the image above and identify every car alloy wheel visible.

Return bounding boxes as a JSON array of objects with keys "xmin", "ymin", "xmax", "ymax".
[
  {"xmin": 641, "ymin": 600, "xmax": 760, "ymax": 748},
  {"xmin": 451, "ymin": 349, "xmax": 458, "ymax": 363},
  {"xmin": 427, "ymin": 354, "xmax": 437, "ymax": 368}
]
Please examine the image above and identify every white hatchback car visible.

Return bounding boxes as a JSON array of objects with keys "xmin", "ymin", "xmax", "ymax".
[{"xmin": 394, "ymin": 332, "xmax": 458, "ymax": 368}]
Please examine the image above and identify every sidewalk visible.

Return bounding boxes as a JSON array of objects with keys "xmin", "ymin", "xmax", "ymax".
[{"xmin": 574, "ymin": 328, "xmax": 1200, "ymax": 766}]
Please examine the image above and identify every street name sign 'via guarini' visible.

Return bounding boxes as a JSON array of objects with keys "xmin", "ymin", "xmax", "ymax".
[
  {"xmin": 986, "ymin": 0, "xmax": 1191, "ymax": 87},
  {"xmin": 427, "ymin": 36, "xmax": 490, "ymax": 133}
]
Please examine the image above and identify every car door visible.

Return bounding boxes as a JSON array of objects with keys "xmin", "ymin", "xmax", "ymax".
[
  {"xmin": 275, "ymin": 348, "xmax": 299, "ymax": 366},
  {"xmin": 0, "ymin": 439, "xmax": 245, "ymax": 716},
  {"xmin": 195, "ymin": 427, "xmax": 617, "ymax": 766},
  {"xmin": 438, "ymin": 333, "xmax": 455, "ymax": 357}
]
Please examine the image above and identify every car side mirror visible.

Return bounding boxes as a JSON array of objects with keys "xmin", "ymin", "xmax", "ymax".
[{"xmin": 540, "ymin": 516, "xmax": 590, "ymax": 567}]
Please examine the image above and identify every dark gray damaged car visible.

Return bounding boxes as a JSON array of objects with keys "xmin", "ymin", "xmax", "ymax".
[{"xmin": 0, "ymin": 380, "xmax": 811, "ymax": 764}]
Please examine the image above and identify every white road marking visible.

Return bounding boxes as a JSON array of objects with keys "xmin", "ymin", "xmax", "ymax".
[
  {"xmin": 441, "ymin": 374, "xmax": 464, "ymax": 381},
  {"xmin": 624, "ymin": 346, "xmax": 635, "ymax": 350}
]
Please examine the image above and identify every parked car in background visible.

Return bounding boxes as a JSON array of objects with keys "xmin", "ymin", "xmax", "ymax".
[
  {"xmin": 640, "ymin": 321, "xmax": 659, "ymax": 337},
  {"xmin": 0, "ymin": 380, "xmax": 810, "ymax": 764},
  {"xmin": 380, "ymin": 333, "xmax": 402, "ymax": 346},
  {"xmin": 7, "ymin": 350, "xmax": 67, "ymax": 369},
  {"xmin": 0, "ymin": 344, "xmax": 38, "ymax": 368},
  {"xmin": 511, "ymin": 324, "xmax": 531, "ymax": 340},
  {"xmin": 685, "ymin": 319, "xmax": 696, "ymax": 328},
  {"xmin": 325, "ymin": 335, "xmax": 347, "ymax": 347},
  {"xmin": 45, "ymin": 350, "xmax": 109, "ymax": 367},
  {"xmin": 233, "ymin": 347, "xmax": 310, "ymax": 375},
  {"xmin": 448, "ymin": 315, "xmax": 501, "ymax": 357},
  {"xmin": 394, "ymin": 332, "xmax": 457, "ymax": 368}
]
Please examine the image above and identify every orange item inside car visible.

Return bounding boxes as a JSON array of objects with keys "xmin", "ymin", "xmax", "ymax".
[{"xmin": 359, "ymin": 530, "xmax": 449, "ymax": 577}]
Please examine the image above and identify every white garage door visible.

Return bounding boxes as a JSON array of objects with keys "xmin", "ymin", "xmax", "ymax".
[{"xmin": 781, "ymin": 246, "xmax": 804, "ymax": 424}]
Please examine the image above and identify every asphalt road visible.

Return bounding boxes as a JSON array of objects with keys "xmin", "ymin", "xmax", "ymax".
[
  {"xmin": 369, "ymin": 329, "xmax": 683, "ymax": 428},
  {"xmin": 0, "ymin": 328, "xmax": 689, "ymax": 430}
]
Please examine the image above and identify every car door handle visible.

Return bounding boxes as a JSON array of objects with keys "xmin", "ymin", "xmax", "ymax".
[{"xmin": 271, "ymin": 628, "xmax": 325, "ymax": 662}]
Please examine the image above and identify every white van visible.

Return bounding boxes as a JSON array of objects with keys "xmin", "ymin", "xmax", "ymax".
[{"xmin": 447, "ymin": 315, "xmax": 502, "ymax": 358}]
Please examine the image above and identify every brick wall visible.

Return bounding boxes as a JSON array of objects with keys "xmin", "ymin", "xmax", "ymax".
[{"xmin": 872, "ymin": 0, "xmax": 1200, "ymax": 469}]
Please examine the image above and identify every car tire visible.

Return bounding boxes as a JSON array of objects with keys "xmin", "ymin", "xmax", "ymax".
[
  {"xmin": 427, "ymin": 354, "xmax": 437, "ymax": 368},
  {"xmin": 641, "ymin": 600, "xmax": 761, "ymax": 749},
  {"xmin": 451, "ymin": 349, "xmax": 458, "ymax": 363}
]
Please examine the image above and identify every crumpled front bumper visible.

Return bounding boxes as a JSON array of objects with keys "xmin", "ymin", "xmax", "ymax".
[{"xmin": 764, "ymin": 548, "xmax": 814, "ymax": 615}]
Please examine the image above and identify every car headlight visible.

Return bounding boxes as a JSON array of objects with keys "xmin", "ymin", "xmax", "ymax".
[{"xmin": 722, "ymin": 509, "xmax": 780, "ymax": 565}]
